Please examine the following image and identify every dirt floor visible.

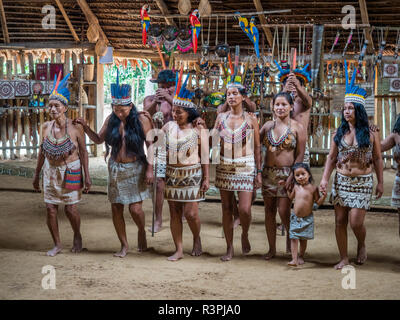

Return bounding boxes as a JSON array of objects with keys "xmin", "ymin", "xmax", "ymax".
[{"xmin": 0, "ymin": 174, "xmax": 399, "ymax": 300}]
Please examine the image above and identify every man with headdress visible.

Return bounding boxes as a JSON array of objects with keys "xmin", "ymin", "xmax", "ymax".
[
  {"xmin": 275, "ymin": 61, "xmax": 312, "ymax": 166},
  {"xmin": 75, "ymin": 72, "xmax": 154, "ymax": 257},
  {"xmin": 143, "ymin": 70, "xmax": 176, "ymax": 233}
]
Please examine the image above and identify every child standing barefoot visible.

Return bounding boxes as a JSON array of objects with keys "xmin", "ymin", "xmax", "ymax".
[{"xmin": 287, "ymin": 163, "xmax": 326, "ymax": 266}]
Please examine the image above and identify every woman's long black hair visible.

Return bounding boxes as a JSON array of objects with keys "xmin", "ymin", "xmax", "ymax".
[
  {"xmin": 105, "ymin": 104, "xmax": 147, "ymax": 163},
  {"xmin": 393, "ymin": 114, "xmax": 400, "ymax": 134},
  {"xmin": 334, "ymin": 102, "xmax": 370, "ymax": 148},
  {"xmin": 182, "ymin": 106, "xmax": 200, "ymax": 123}
]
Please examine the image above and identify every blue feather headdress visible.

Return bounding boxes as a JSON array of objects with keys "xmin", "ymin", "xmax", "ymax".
[
  {"xmin": 173, "ymin": 71, "xmax": 196, "ymax": 109},
  {"xmin": 49, "ymin": 72, "xmax": 70, "ymax": 105},
  {"xmin": 344, "ymin": 60, "xmax": 367, "ymax": 107},
  {"xmin": 111, "ymin": 69, "xmax": 132, "ymax": 106},
  {"xmin": 274, "ymin": 60, "xmax": 311, "ymax": 84}
]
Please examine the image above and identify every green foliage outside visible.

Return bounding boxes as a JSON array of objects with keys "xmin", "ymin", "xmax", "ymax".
[{"xmin": 103, "ymin": 61, "xmax": 152, "ymax": 105}]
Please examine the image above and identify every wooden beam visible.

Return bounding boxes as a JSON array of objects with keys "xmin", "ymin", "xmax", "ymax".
[
  {"xmin": 0, "ymin": 0, "xmax": 10, "ymax": 43},
  {"xmin": 76, "ymin": 0, "xmax": 109, "ymax": 43},
  {"xmin": 154, "ymin": 0, "xmax": 176, "ymax": 26},
  {"xmin": 54, "ymin": 0, "xmax": 80, "ymax": 42},
  {"xmin": 0, "ymin": 41, "xmax": 94, "ymax": 50},
  {"xmin": 359, "ymin": 0, "xmax": 374, "ymax": 52},
  {"xmin": 252, "ymin": 0, "xmax": 274, "ymax": 48}
]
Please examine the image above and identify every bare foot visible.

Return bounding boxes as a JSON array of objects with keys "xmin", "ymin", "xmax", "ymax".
[
  {"xmin": 221, "ymin": 247, "xmax": 234, "ymax": 261},
  {"xmin": 241, "ymin": 233, "xmax": 251, "ymax": 254},
  {"xmin": 191, "ymin": 237, "xmax": 202, "ymax": 256},
  {"xmin": 298, "ymin": 256, "xmax": 305, "ymax": 265},
  {"xmin": 288, "ymin": 259, "xmax": 298, "ymax": 267},
  {"xmin": 168, "ymin": 251, "xmax": 183, "ymax": 261},
  {"xmin": 356, "ymin": 245, "xmax": 367, "ymax": 265},
  {"xmin": 264, "ymin": 250, "xmax": 276, "ymax": 260},
  {"xmin": 137, "ymin": 229, "xmax": 147, "ymax": 252},
  {"xmin": 148, "ymin": 222, "xmax": 162, "ymax": 233},
  {"xmin": 47, "ymin": 245, "xmax": 62, "ymax": 257},
  {"xmin": 233, "ymin": 215, "xmax": 240, "ymax": 229},
  {"xmin": 114, "ymin": 245, "xmax": 129, "ymax": 258},
  {"xmin": 71, "ymin": 234, "xmax": 83, "ymax": 253},
  {"xmin": 334, "ymin": 258, "xmax": 350, "ymax": 270}
]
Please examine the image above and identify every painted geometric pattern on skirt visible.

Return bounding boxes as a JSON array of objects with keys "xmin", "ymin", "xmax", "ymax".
[
  {"xmin": 165, "ymin": 164, "xmax": 204, "ymax": 202},
  {"xmin": 331, "ymin": 172, "xmax": 373, "ymax": 210},
  {"xmin": 391, "ymin": 175, "xmax": 400, "ymax": 208},
  {"xmin": 215, "ymin": 155, "xmax": 255, "ymax": 192}
]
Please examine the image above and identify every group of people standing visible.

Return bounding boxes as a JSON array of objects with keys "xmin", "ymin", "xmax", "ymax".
[{"xmin": 32, "ymin": 60, "xmax": 398, "ymax": 270}]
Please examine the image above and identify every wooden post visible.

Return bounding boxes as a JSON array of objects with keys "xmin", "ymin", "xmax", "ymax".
[
  {"xmin": 64, "ymin": 50, "xmax": 70, "ymax": 75},
  {"xmin": 95, "ymin": 54, "xmax": 104, "ymax": 157},
  {"xmin": 384, "ymin": 98, "xmax": 390, "ymax": 168},
  {"xmin": 56, "ymin": 49, "xmax": 61, "ymax": 63},
  {"xmin": 19, "ymin": 51, "xmax": 26, "ymax": 75},
  {"xmin": 0, "ymin": 56, "xmax": 4, "ymax": 79},
  {"xmin": 0, "ymin": 111, "xmax": 6, "ymax": 159},
  {"xmin": 31, "ymin": 109, "xmax": 38, "ymax": 159},
  {"xmin": 28, "ymin": 53, "xmax": 34, "ymax": 79},
  {"xmin": 15, "ymin": 103, "xmax": 22, "ymax": 158}
]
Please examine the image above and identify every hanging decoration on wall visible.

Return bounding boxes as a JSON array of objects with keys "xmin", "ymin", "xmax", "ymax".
[
  {"xmin": 15, "ymin": 80, "xmax": 30, "ymax": 97},
  {"xmin": 162, "ymin": 25, "xmax": 178, "ymax": 54},
  {"xmin": 177, "ymin": 28, "xmax": 192, "ymax": 52},
  {"xmin": 189, "ymin": 9, "xmax": 201, "ymax": 54},
  {"xmin": 329, "ymin": 30, "xmax": 340, "ymax": 55},
  {"xmin": 342, "ymin": 29, "xmax": 353, "ymax": 57},
  {"xmin": 148, "ymin": 24, "xmax": 163, "ymax": 47},
  {"xmin": 394, "ymin": 30, "xmax": 400, "ymax": 60},
  {"xmin": 383, "ymin": 64, "xmax": 398, "ymax": 78},
  {"xmin": 389, "ymin": 78, "xmax": 400, "ymax": 92},
  {"xmin": 0, "ymin": 81, "xmax": 15, "ymax": 99},
  {"xmin": 249, "ymin": 17, "xmax": 260, "ymax": 59},
  {"xmin": 140, "ymin": 4, "xmax": 151, "ymax": 46}
]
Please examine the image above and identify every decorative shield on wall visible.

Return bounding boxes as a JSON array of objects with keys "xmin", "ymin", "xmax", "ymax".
[
  {"xmin": 383, "ymin": 64, "xmax": 398, "ymax": 78},
  {"xmin": 15, "ymin": 80, "xmax": 30, "ymax": 96},
  {"xmin": 390, "ymin": 78, "xmax": 400, "ymax": 92},
  {"xmin": 0, "ymin": 81, "xmax": 15, "ymax": 99}
]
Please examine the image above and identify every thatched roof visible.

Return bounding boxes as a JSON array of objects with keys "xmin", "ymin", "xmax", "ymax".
[{"xmin": 1, "ymin": 0, "xmax": 400, "ymax": 56}]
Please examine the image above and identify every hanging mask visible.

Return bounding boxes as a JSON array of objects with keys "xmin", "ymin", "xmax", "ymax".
[
  {"xmin": 215, "ymin": 44, "xmax": 230, "ymax": 58},
  {"xmin": 199, "ymin": 58, "xmax": 209, "ymax": 74},
  {"xmin": 209, "ymin": 64, "xmax": 220, "ymax": 77},
  {"xmin": 201, "ymin": 43, "xmax": 210, "ymax": 57},
  {"xmin": 162, "ymin": 26, "xmax": 178, "ymax": 53},
  {"xmin": 148, "ymin": 24, "xmax": 163, "ymax": 47},
  {"xmin": 177, "ymin": 28, "xmax": 192, "ymax": 52}
]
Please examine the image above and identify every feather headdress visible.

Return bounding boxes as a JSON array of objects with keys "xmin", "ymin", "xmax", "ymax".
[
  {"xmin": 172, "ymin": 67, "xmax": 196, "ymax": 109},
  {"xmin": 274, "ymin": 60, "xmax": 311, "ymax": 84},
  {"xmin": 344, "ymin": 60, "xmax": 367, "ymax": 107},
  {"xmin": 49, "ymin": 72, "xmax": 71, "ymax": 105},
  {"xmin": 111, "ymin": 69, "xmax": 132, "ymax": 106}
]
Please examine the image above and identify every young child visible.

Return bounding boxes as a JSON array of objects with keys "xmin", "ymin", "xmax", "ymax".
[{"xmin": 287, "ymin": 163, "xmax": 326, "ymax": 266}]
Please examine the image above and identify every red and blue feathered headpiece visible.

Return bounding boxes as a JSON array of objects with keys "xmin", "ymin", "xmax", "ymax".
[
  {"xmin": 274, "ymin": 60, "xmax": 311, "ymax": 84},
  {"xmin": 111, "ymin": 69, "xmax": 132, "ymax": 106},
  {"xmin": 173, "ymin": 68, "xmax": 196, "ymax": 109},
  {"xmin": 344, "ymin": 60, "xmax": 367, "ymax": 107},
  {"xmin": 49, "ymin": 72, "xmax": 70, "ymax": 105}
]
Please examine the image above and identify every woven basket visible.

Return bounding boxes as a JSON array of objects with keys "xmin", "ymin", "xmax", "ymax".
[
  {"xmin": 178, "ymin": 0, "xmax": 191, "ymax": 15},
  {"xmin": 199, "ymin": 0, "xmax": 212, "ymax": 16},
  {"xmin": 84, "ymin": 63, "xmax": 94, "ymax": 82}
]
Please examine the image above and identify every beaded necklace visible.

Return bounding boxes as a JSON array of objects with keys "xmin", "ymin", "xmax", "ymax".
[
  {"xmin": 41, "ymin": 118, "xmax": 76, "ymax": 160},
  {"xmin": 219, "ymin": 112, "xmax": 251, "ymax": 145},
  {"xmin": 265, "ymin": 119, "xmax": 294, "ymax": 152},
  {"xmin": 166, "ymin": 124, "xmax": 199, "ymax": 157}
]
